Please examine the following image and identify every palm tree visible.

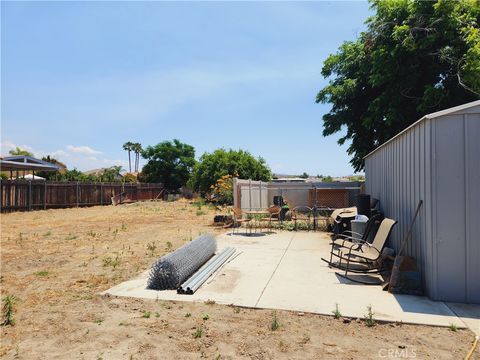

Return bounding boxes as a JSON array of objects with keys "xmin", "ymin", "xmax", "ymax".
[
  {"xmin": 122, "ymin": 142, "xmax": 134, "ymax": 173},
  {"xmin": 133, "ymin": 143, "xmax": 142, "ymax": 172}
]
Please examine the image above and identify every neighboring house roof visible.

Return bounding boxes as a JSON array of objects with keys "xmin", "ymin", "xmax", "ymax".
[
  {"xmin": 0, "ymin": 156, "xmax": 61, "ymax": 172},
  {"xmin": 364, "ymin": 100, "xmax": 480, "ymax": 159}
]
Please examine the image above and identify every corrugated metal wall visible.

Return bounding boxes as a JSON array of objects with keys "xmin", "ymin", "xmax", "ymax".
[
  {"xmin": 365, "ymin": 118, "xmax": 432, "ymax": 298},
  {"xmin": 366, "ymin": 105, "xmax": 480, "ymax": 303}
]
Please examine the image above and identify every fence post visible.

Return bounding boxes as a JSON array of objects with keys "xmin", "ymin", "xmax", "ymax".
[
  {"xmin": 28, "ymin": 180, "xmax": 32, "ymax": 211},
  {"xmin": 76, "ymin": 182, "xmax": 79, "ymax": 207},
  {"xmin": 44, "ymin": 181, "xmax": 47, "ymax": 210},
  {"xmin": 248, "ymin": 179, "xmax": 252, "ymax": 211},
  {"xmin": 100, "ymin": 183, "xmax": 103, "ymax": 205},
  {"xmin": 259, "ymin": 181, "xmax": 262, "ymax": 210}
]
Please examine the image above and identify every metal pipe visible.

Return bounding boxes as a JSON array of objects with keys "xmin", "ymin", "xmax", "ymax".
[
  {"xmin": 178, "ymin": 247, "xmax": 235, "ymax": 294},
  {"xmin": 179, "ymin": 248, "xmax": 230, "ymax": 291},
  {"xmin": 186, "ymin": 247, "xmax": 235, "ymax": 294},
  {"xmin": 179, "ymin": 247, "xmax": 233, "ymax": 292},
  {"xmin": 185, "ymin": 248, "xmax": 234, "ymax": 291}
]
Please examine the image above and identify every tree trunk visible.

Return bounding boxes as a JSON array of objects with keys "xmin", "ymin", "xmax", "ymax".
[{"xmin": 128, "ymin": 150, "xmax": 131, "ymax": 173}]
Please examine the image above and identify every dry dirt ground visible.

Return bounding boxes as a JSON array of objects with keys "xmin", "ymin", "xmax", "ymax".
[{"xmin": 1, "ymin": 200, "xmax": 478, "ymax": 360}]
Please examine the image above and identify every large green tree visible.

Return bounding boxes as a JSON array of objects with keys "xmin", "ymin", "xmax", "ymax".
[
  {"xmin": 189, "ymin": 149, "xmax": 271, "ymax": 194},
  {"xmin": 316, "ymin": 0, "xmax": 480, "ymax": 171},
  {"xmin": 141, "ymin": 139, "xmax": 196, "ymax": 190}
]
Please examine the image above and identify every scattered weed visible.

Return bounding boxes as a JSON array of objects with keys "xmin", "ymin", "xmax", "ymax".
[
  {"xmin": 146, "ymin": 242, "xmax": 157, "ymax": 256},
  {"xmin": 234, "ymin": 307, "xmax": 241, "ymax": 314},
  {"xmin": 332, "ymin": 303, "xmax": 342, "ymax": 319},
  {"xmin": 155, "ymin": 312, "xmax": 160, "ymax": 318},
  {"xmin": 43, "ymin": 230, "xmax": 52, "ymax": 237},
  {"xmin": 185, "ymin": 312, "xmax": 192, "ymax": 318},
  {"xmin": 204, "ymin": 299, "xmax": 216, "ymax": 305},
  {"xmin": 35, "ymin": 270, "xmax": 49, "ymax": 277},
  {"xmin": 87, "ymin": 230, "xmax": 97, "ymax": 238},
  {"xmin": 196, "ymin": 210, "xmax": 205, "ymax": 216},
  {"xmin": 94, "ymin": 317, "xmax": 104, "ymax": 325},
  {"xmin": 165, "ymin": 241, "xmax": 173, "ymax": 251},
  {"xmin": 142, "ymin": 311, "xmax": 151, "ymax": 318},
  {"xmin": 121, "ymin": 222, "xmax": 127, "ymax": 231},
  {"xmin": 364, "ymin": 305, "xmax": 376, "ymax": 327},
  {"xmin": 202, "ymin": 313, "xmax": 209, "ymax": 320},
  {"xmin": 103, "ymin": 254, "xmax": 120, "ymax": 269},
  {"xmin": 270, "ymin": 311, "xmax": 280, "ymax": 331},
  {"xmin": 2, "ymin": 295, "xmax": 16, "ymax": 326},
  {"xmin": 193, "ymin": 327, "xmax": 203, "ymax": 338},
  {"xmin": 448, "ymin": 323, "xmax": 458, "ymax": 332}
]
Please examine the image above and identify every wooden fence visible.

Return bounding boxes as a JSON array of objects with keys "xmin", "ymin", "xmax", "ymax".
[{"xmin": 0, "ymin": 180, "xmax": 164, "ymax": 212}]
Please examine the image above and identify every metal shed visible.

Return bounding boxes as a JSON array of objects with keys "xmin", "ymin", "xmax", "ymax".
[{"xmin": 365, "ymin": 100, "xmax": 480, "ymax": 304}]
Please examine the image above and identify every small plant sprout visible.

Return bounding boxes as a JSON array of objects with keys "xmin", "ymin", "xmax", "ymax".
[
  {"xmin": 121, "ymin": 222, "xmax": 127, "ymax": 231},
  {"xmin": 43, "ymin": 230, "xmax": 52, "ymax": 237},
  {"xmin": 448, "ymin": 323, "xmax": 458, "ymax": 332},
  {"xmin": 364, "ymin": 305, "xmax": 376, "ymax": 327},
  {"xmin": 202, "ymin": 313, "xmax": 209, "ymax": 320},
  {"xmin": 193, "ymin": 327, "xmax": 203, "ymax": 338},
  {"xmin": 2, "ymin": 295, "xmax": 16, "ymax": 326},
  {"xmin": 165, "ymin": 241, "xmax": 173, "ymax": 251},
  {"xmin": 142, "ymin": 311, "xmax": 151, "ymax": 318},
  {"xmin": 234, "ymin": 307, "xmax": 241, "ymax": 314},
  {"xmin": 94, "ymin": 317, "xmax": 104, "ymax": 325},
  {"xmin": 146, "ymin": 241, "xmax": 157, "ymax": 256},
  {"xmin": 270, "ymin": 311, "xmax": 280, "ymax": 331},
  {"xmin": 185, "ymin": 312, "xmax": 192, "ymax": 318},
  {"xmin": 103, "ymin": 254, "xmax": 121, "ymax": 269},
  {"xmin": 155, "ymin": 312, "xmax": 160, "ymax": 318},
  {"xmin": 332, "ymin": 303, "xmax": 341, "ymax": 319},
  {"xmin": 35, "ymin": 270, "xmax": 49, "ymax": 277}
]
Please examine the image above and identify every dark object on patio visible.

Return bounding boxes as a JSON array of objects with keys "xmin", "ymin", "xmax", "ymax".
[
  {"xmin": 214, "ymin": 214, "xmax": 232, "ymax": 225},
  {"xmin": 332, "ymin": 213, "xmax": 384, "ymax": 244},
  {"xmin": 333, "ymin": 211, "xmax": 357, "ymax": 237},
  {"xmin": 356, "ymin": 194, "xmax": 371, "ymax": 218},
  {"xmin": 273, "ymin": 196, "xmax": 285, "ymax": 207},
  {"xmin": 327, "ymin": 218, "xmax": 398, "ymax": 285},
  {"xmin": 388, "ymin": 256, "xmax": 423, "ymax": 295},
  {"xmin": 147, "ymin": 234, "xmax": 217, "ymax": 290}
]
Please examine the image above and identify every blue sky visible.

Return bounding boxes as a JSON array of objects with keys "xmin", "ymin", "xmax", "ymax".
[{"xmin": 1, "ymin": 1, "xmax": 371, "ymax": 175}]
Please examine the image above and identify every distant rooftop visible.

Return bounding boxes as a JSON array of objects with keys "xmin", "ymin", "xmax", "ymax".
[{"xmin": 0, "ymin": 155, "xmax": 61, "ymax": 172}]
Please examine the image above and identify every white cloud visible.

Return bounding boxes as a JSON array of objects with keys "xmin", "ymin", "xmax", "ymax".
[{"xmin": 66, "ymin": 145, "xmax": 102, "ymax": 155}]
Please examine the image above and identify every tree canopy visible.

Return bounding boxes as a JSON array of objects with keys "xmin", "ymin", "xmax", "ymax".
[
  {"xmin": 316, "ymin": 0, "xmax": 480, "ymax": 171},
  {"xmin": 141, "ymin": 139, "xmax": 196, "ymax": 191},
  {"xmin": 189, "ymin": 149, "xmax": 271, "ymax": 194},
  {"xmin": 8, "ymin": 147, "xmax": 33, "ymax": 156}
]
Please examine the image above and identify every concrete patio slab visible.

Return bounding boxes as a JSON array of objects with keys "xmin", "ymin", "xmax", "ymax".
[{"xmin": 104, "ymin": 231, "xmax": 479, "ymax": 332}]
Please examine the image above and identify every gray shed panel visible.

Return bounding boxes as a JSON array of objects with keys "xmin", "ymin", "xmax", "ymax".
[{"xmin": 365, "ymin": 101, "xmax": 480, "ymax": 303}]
